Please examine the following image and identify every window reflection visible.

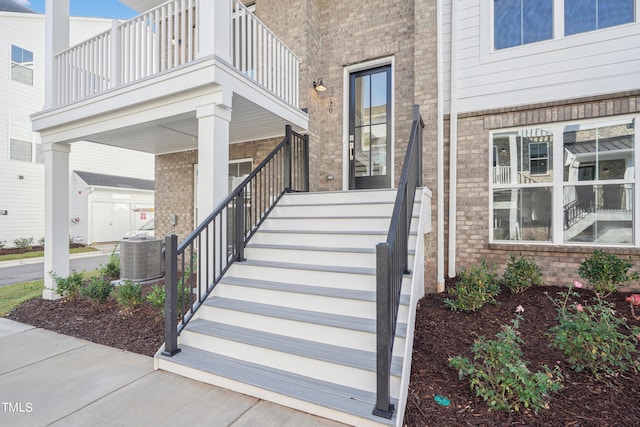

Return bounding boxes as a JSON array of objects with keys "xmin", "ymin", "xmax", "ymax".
[
  {"xmin": 565, "ymin": 0, "xmax": 634, "ymax": 36},
  {"xmin": 494, "ymin": 0, "xmax": 553, "ymax": 50},
  {"xmin": 563, "ymin": 120, "xmax": 635, "ymax": 244}
]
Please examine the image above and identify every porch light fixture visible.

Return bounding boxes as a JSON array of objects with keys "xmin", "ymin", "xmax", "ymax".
[{"xmin": 313, "ymin": 78, "xmax": 326, "ymax": 92}]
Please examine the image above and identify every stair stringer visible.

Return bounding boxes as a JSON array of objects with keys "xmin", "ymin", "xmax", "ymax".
[{"xmin": 392, "ymin": 187, "xmax": 430, "ymax": 427}]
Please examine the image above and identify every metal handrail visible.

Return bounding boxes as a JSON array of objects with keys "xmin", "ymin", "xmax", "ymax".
[
  {"xmin": 373, "ymin": 105, "xmax": 423, "ymax": 418},
  {"xmin": 162, "ymin": 125, "xmax": 309, "ymax": 356}
]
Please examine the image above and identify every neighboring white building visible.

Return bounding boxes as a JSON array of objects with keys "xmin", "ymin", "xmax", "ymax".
[{"xmin": 0, "ymin": 1, "xmax": 154, "ymax": 247}]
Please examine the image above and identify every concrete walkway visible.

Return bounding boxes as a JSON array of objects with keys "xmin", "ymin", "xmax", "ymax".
[{"xmin": 0, "ymin": 318, "xmax": 347, "ymax": 427}]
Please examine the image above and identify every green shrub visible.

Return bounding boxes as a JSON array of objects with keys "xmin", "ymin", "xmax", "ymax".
[
  {"xmin": 548, "ymin": 286, "xmax": 640, "ymax": 378},
  {"xmin": 99, "ymin": 247, "xmax": 120, "ymax": 279},
  {"xmin": 0, "ymin": 239, "xmax": 5, "ymax": 249},
  {"xmin": 14, "ymin": 237, "xmax": 34, "ymax": 251},
  {"xmin": 81, "ymin": 276, "xmax": 114, "ymax": 304},
  {"xmin": 502, "ymin": 254, "xmax": 543, "ymax": 294},
  {"xmin": 114, "ymin": 280, "xmax": 143, "ymax": 311},
  {"xmin": 51, "ymin": 271, "xmax": 85, "ymax": 299},
  {"xmin": 146, "ymin": 284, "xmax": 165, "ymax": 311},
  {"xmin": 450, "ymin": 315, "xmax": 563, "ymax": 413},
  {"xmin": 578, "ymin": 249, "xmax": 638, "ymax": 298},
  {"xmin": 445, "ymin": 260, "xmax": 500, "ymax": 312},
  {"xmin": 38, "ymin": 237, "xmax": 45, "ymax": 246}
]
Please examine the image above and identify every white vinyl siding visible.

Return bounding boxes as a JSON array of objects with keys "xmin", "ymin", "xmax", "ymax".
[{"xmin": 444, "ymin": 0, "xmax": 640, "ymax": 113}]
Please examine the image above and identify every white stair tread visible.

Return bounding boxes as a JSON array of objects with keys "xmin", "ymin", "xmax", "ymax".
[
  {"xmin": 203, "ymin": 297, "xmax": 408, "ymax": 337},
  {"xmin": 158, "ymin": 345, "xmax": 397, "ymax": 425},
  {"xmin": 219, "ymin": 276, "xmax": 411, "ymax": 305},
  {"xmin": 238, "ymin": 259, "xmax": 378, "ymax": 276},
  {"xmin": 186, "ymin": 319, "xmax": 403, "ymax": 377},
  {"xmin": 254, "ymin": 229, "xmax": 417, "ymax": 235},
  {"xmin": 246, "ymin": 243, "xmax": 416, "ymax": 256}
]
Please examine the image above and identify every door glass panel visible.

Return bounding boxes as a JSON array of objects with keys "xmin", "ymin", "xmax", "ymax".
[
  {"xmin": 355, "ymin": 75, "xmax": 370, "ymax": 126},
  {"xmin": 370, "ymin": 124, "xmax": 387, "ymax": 176},
  {"xmin": 370, "ymin": 72, "xmax": 387, "ymax": 125},
  {"xmin": 355, "ymin": 127, "xmax": 370, "ymax": 177}
]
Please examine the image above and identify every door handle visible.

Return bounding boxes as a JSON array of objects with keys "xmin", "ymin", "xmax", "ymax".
[{"xmin": 349, "ymin": 141, "xmax": 354, "ymax": 160}]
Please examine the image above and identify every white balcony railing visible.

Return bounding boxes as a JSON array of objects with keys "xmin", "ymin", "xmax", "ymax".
[
  {"xmin": 493, "ymin": 166, "xmax": 512, "ymax": 184},
  {"xmin": 53, "ymin": 0, "xmax": 299, "ymax": 108}
]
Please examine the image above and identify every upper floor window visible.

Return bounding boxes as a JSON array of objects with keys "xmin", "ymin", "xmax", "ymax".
[
  {"xmin": 11, "ymin": 45, "xmax": 33, "ymax": 86},
  {"xmin": 494, "ymin": 0, "xmax": 553, "ymax": 49},
  {"xmin": 565, "ymin": 0, "xmax": 635, "ymax": 36}
]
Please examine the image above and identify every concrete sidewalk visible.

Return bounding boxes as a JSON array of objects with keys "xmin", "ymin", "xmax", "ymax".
[{"xmin": 0, "ymin": 319, "xmax": 346, "ymax": 427}]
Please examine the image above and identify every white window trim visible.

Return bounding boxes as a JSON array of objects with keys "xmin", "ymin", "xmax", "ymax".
[
  {"xmin": 9, "ymin": 44, "xmax": 34, "ymax": 86},
  {"xmin": 342, "ymin": 56, "xmax": 395, "ymax": 190},
  {"xmin": 489, "ymin": 113, "xmax": 640, "ymax": 247},
  {"xmin": 480, "ymin": 0, "xmax": 640, "ymax": 64}
]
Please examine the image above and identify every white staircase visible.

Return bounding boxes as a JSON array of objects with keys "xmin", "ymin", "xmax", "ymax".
[{"xmin": 155, "ymin": 189, "xmax": 428, "ymax": 427}]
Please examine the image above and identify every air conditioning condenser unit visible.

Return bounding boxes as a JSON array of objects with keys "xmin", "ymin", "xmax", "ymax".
[{"xmin": 120, "ymin": 237, "xmax": 164, "ymax": 281}]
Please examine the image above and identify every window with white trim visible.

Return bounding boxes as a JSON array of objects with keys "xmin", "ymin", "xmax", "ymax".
[
  {"xmin": 493, "ymin": 0, "xmax": 637, "ymax": 50},
  {"xmin": 565, "ymin": 0, "xmax": 635, "ymax": 36},
  {"xmin": 10, "ymin": 45, "xmax": 33, "ymax": 86},
  {"xmin": 491, "ymin": 117, "xmax": 636, "ymax": 245},
  {"xmin": 494, "ymin": 0, "xmax": 553, "ymax": 49},
  {"xmin": 8, "ymin": 117, "xmax": 42, "ymax": 163}
]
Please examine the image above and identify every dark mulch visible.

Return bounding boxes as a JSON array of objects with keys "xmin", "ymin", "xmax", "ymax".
[
  {"xmin": 7, "ymin": 279, "xmax": 640, "ymax": 425},
  {"xmin": 405, "ymin": 282, "xmax": 640, "ymax": 427},
  {"xmin": 8, "ymin": 284, "xmax": 164, "ymax": 357}
]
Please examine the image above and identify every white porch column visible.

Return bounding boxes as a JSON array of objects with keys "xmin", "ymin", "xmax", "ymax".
[
  {"xmin": 44, "ymin": 0, "xmax": 69, "ymax": 109},
  {"xmin": 197, "ymin": 0, "xmax": 231, "ymax": 61},
  {"xmin": 196, "ymin": 93, "xmax": 232, "ymax": 223},
  {"xmin": 43, "ymin": 143, "xmax": 71, "ymax": 300}
]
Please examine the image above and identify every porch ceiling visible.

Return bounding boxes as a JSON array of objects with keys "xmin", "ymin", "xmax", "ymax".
[{"xmin": 79, "ymin": 94, "xmax": 304, "ymax": 155}]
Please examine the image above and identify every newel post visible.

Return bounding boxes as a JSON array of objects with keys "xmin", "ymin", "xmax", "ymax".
[
  {"xmin": 373, "ymin": 242, "xmax": 394, "ymax": 419},
  {"xmin": 163, "ymin": 234, "xmax": 180, "ymax": 357},
  {"xmin": 284, "ymin": 125, "xmax": 292, "ymax": 192}
]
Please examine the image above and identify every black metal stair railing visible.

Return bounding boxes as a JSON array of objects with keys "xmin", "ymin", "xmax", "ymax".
[
  {"xmin": 373, "ymin": 105, "xmax": 423, "ymax": 418},
  {"xmin": 162, "ymin": 125, "xmax": 309, "ymax": 356}
]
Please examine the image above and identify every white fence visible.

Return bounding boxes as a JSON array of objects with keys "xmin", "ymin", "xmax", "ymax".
[{"xmin": 54, "ymin": 0, "xmax": 299, "ymax": 108}]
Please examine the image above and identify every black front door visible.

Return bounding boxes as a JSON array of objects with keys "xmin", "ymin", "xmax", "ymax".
[{"xmin": 349, "ymin": 66, "xmax": 391, "ymax": 189}]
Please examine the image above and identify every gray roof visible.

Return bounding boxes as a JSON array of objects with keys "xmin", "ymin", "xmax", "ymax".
[
  {"xmin": 0, "ymin": 0, "xmax": 36, "ymax": 13},
  {"xmin": 74, "ymin": 171, "xmax": 154, "ymax": 191},
  {"xmin": 564, "ymin": 135, "xmax": 634, "ymax": 155}
]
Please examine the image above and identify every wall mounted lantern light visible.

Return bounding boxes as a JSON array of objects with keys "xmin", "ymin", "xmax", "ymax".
[{"xmin": 313, "ymin": 78, "xmax": 326, "ymax": 92}]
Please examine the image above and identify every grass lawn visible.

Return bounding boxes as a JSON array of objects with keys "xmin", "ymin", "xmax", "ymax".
[
  {"xmin": 0, "ymin": 280, "xmax": 44, "ymax": 317},
  {"xmin": 0, "ymin": 246, "xmax": 97, "ymax": 262}
]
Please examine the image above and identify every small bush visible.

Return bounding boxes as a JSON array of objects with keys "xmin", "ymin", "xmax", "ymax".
[
  {"xmin": 99, "ymin": 247, "xmax": 120, "ymax": 279},
  {"xmin": 578, "ymin": 249, "xmax": 638, "ymax": 298},
  {"xmin": 38, "ymin": 237, "xmax": 45, "ymax": 246},
  {"xmin": 502, "ymin": 254, "xmax": 543, "ymax": 294},
  {"xmin": 114, "ymin": 280, "xmax": 143, "ymax": 311},
  {"xmin": 81, "ymin": 276, "xmax": 114, "ymax": 304},
  {"xmin": 0, "ymin": 239, "xmax": 5, "ymax": 249},
  {"xmin": 14, "ymin": 237, "xmax": 34, "ymax": 251},
  {"xmin": 147, "ymin": 284, "xmax": 165, "ymax": 311},
  {"xmin": 450, "ymin": 315, "xmax": 563, "ymax": 413},
  {"xmin": 548, "ymin": 286, "xmax": 640, "ymax": 378},
  {"xmin": 51, "ymin": 271, "xmax": 85, "ymax": 299},
  {"xmin": 445, "ymin": 260, "xmax": 500, "ymax": 312}
]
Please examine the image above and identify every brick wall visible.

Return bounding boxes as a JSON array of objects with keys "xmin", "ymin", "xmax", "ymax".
[
  {"xmin": 453, "ymin": 90, "xmax": 640, "ymax": 289},
  {"xmin": 155, "ymin": 150, "xmax": 197, "ymax": 241}
]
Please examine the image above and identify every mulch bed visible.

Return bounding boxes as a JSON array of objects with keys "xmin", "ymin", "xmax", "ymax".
[
  {"xmin": 0, "ymin": 243, "xmax": 85, "ymax": 256},
  {"xmin": 405, "ymin": 282, "xmax": 640, "ymax": 427},
  {"xmin": 7, "ymin": 280, "xmax": 640, "ymax": 425},
  {"xmin": 8, "ymin": 284, "xmax": 164, "ymax": 357}
]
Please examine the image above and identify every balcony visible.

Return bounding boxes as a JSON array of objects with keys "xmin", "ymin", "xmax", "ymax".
[{"xmin": 52, "ymin": 0, "xmax": 299, "ymax": 109}]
